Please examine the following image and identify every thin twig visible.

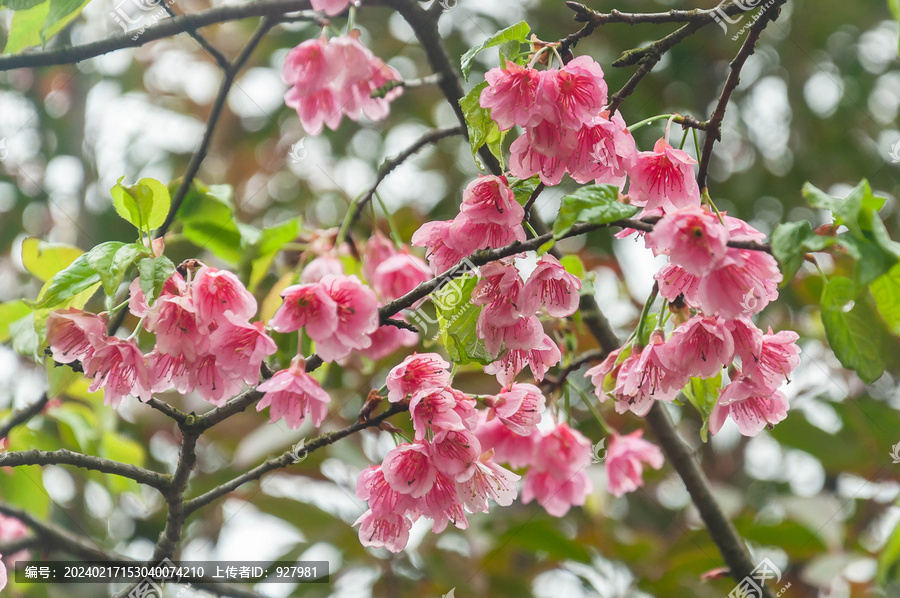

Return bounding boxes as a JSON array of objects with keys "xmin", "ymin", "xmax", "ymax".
[
  {"xmin": 0, "ymin": 449, "xmax": 169, "ymax": 489},
  {"xmin": 160, "ymin": 0, "xmax": 230, "ymax": 69},
  {"xmin": 0, "ymin": 394, "xmax": 49, "ymax": 439},
  {"xmin": 541, "ymin": 349, "xmax": 607, "ymax": 395}
]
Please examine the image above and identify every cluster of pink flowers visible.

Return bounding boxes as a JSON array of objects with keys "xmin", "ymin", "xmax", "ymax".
[
  {"xmin": 283, "ymin": 32, "xmax": 402, "ymax": 136},
  {"xmin": 603, "ymin": 430, "xmax": 664, "ymax": 497},
  {"xmin": 47, "ymin": 266, "xmax": 277, "ymax": 408},
  {"xmin": 355, "ymin": 354, "xmax": 522, "ymax": 552},
  {"xmin": 480, "ymin": 58, "xmax": 637, "ymax": 186}
]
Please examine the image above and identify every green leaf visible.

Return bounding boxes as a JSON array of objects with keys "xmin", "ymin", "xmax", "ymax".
[
  {"xmin": 1, "ymin": 0, "xmax": 46, "ymax": 10},
  {"xmin": 87, "ymin": 242, "xmax": 145, "ymax": 297},
  {"xmin": 871, "ymin": 263, "xmax": 900, "ymax": 336},
  {"xmin": 682, "ymin": 374, "xmax": 722, "ymax": 442},
  {"xmin": 246, "ymin": 218, "xmax": 301, "ymax": 291},
  {"xmin": 42, "ymin": 0, "xmax": 90, "ymax": 41},
  {"xmin": 21, "ymin": 237, "xmax": 83, "ymax": 282},
  {"xmin": 175, "ymin": 183, "xmax": 245, "ymax": 264},
  {"xmin": 435, "ymin": 274, "xmax": 492, "ymax": 366},
  {"xmin": 553, "ymin": 184, "xmax": 639, "ymax": 238},
  {"xmin": 878, "ymin": 518, "xmax": 900, "ymax": 587},
  {"xmin": 769, "ymin": 221, "xmax": 835, "ymax": 282},
  {"xmin": 509, "ymin": 175, "xmax": 541, "ymax": 206},
  {"xmin": 459, "ymin": 81, "xmax": 505, "ymax": 167},
  {"xmin": 820, "ymin": 276, "xmax": 884, "ymax": 385},
  {"xmin": 27, "ymin": 243, "xmax": 117, "ymax": 309},
  {"xmin": 0, "ymin": 300, "xmax": 32, "ymax": 343},
  {"xmin": 0, "ymin": 465, "xmax": 50, "ymax": 518},
  {"xmin": 803, "ymin": 179, "xmax": 885, "ymax": 237},
  {"xmin": 4, "ymin": 3, "xmax": 48, "ymax": 54},
  {"xmin": 9, "ymin": 313, "xmax": 40, "ymax": 357},
  {"xmin": 110, "ymin": 177, "xmax": 171, "ymax": 232},
  {"xmin": 138, "ymin": 256, "xmax": 176, "ymax": 306},
  {"xmin": 460, "ymin": 20, "xmax": 530, "ymax": 80},
  {"xmin": 559, "ymin": 255, "xmax": 585, "ymax": 280}
]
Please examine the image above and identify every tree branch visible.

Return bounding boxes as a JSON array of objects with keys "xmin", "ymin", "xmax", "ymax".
[
  {"xmin": 0, "ymin": 394, "xmax": 49, "ymax": 439},
  {"xmin": 541, "ymin": 349, "xmax": 607, "ymax": 395},
  {"xmin": 184, "ymin": 401, "xmax": 409, "ymax": 514},
  {"xmin": 0, "ymin": 449, "xmax": 169, "ymax": 490},
  {"xmin": 160, "ymin": 0, "xmax": 230, "ymax": 70},
  {"xmin": 696, "ymin": 0, "xmax": 788, "ymax": 190}
]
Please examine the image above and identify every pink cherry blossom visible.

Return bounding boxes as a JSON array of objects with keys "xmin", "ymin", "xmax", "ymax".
[
  {"xmin": 194, "ymin": 354, "xmax": 245, "ymax": 407},
  {"xmin": 460, "ymin": 175, "xmax": 524, "ymax": 227},
  {"xmin": 522, "ymin": 469, "xmax": 592, "ymax": 517},
  {"xmin": 475, "ymin": 412, "xmax": 538, "ymax": 469},
  {"xmin": 256, "ymin": 357, "xmax": 331, "ymax": 428},
  {"xmin": 354, "ymin": 509, "xmax": 412, "ymax": 553},
  {"xmin": 382, "ymin": 442, "xmax": 437, "ymax": 498},
  {"xmin": 456, "ymin": 456, "xmax": 520, "ymax": 514},
  {"xmin": 655, "ymin": 263, "xmax": 702, "ymax": 308},
  {"xmin": 659, "ymin": 316, "xmax": 735, "ymax": 380},
  {"xmin": 82, "ymin": 337, "xmax": 152, "ymax": 407},
  {"xmin": 532, "ymin": 422, "xmax": 593, "ymax": 474},
  {"xmin": 428, "ymin": 429, "xmax": 481, "ymax": 482},
  {"xmin": 282, "ymin": 37, "xmax": 330, "ymax": 95},
  {"xmin": 127, "ymin": 273, "xmax": 186, "ymax": 318},
  {"xmin": 509, "ymin": 130, "xmax": 568, "ymax": 186},
  {"xmin": 145, "ymin": 294, "xmax": 208, "ymax": 362},
  {"xmin": 479, "ymin": 61, "xmax": 544, "ymax": 130},
  {"xmin": 147, "ymin": 350, "xmax": 194, "ymax": 394},
  {"xmin": 448, "ymin": 387, "xmax": 479, "ymax": 431},
  {"xmin": 471, "ymin": 261, "xmax": 526, "ymax": 326},
  {"xmin": 605, "ymin": 430, "xmax": 664, "ymax": 497},
  {"xmin": 360, "ymin": 321, "xmax": 418, "ymax": 361},
  {"xmin": 483, "ymin": 334, "xmax": 562, "ymax": 386},
  {"xmin": 709, "ymin": 387, "xmax": 789, "ymax": 437},
  {"xmin": 411, "ymin": 220, "xmax": 465, "ymax": 275},
  {"xmin": 554, "ymin": 55, "xmax": 608, "ymax": 129},
  {"xmin": 310, "ymin": 0, "xmax": 350, "ymax": 16},
  {"xmin": 356, "ymin": 465, "xmax": 416, "ymax": 516},
  {"xmin": 585, "ymin": 347, "xmax": 624, "ymax": 400},
  {"xmin": 645, "ymin": 206, "xmax": 729, "ymax": 276},
  {"xmin": 363, "ymin": 232, "xmax": 397, "ymax": 284},
  {"xmin": 409, "ymin": 387, "xmax": 466, "ymax": 440},
  {"xmin": 371, "ymin": 251, "xmax": 431, "ymax": 302},
  {"xmin": 420, "ymin": 471, "xmax": 469, "ymax": 533},
  {"xmin": 569, "ymin": 111, "xmax": 638, "ymax": 186},
  {"xmin": 270, "ymin": 282, "xmax": 338, "ymax": 337},
  {"xmin": 301, "ymin": 254, "xmax": 344, "ymax": 284},
  {"xmin": 209, "ymin": 312, "xmax": 277, "ymax": 384},
  {"xmin": 46, "ymin": 308, "xmax": 106, "ymax": 364},
  {"xmin": 310, "ymin": 274, "xmax": 379, "ymax": 361},
  {"xmin": 521, "ymin": 254, "xmax": 582, "ymax": 317},
  {"xmin": 725, "ymin": 318, "xmax": 764, "ymax": 369},
  {"xmin": 487, "ymin": 383, "xmax": 546, "ymax": 435},
  {"xmin": 0, "ymin": 559, "xmax": 5, "ymax": 592},
  {"xmin": 628, "ymin": 138, "xmax": 701, "ymax": 211},
  {"xmin": 285, "ymin": 88, "xmax": 342, "ymax": 136},
  {"xmin": 479, "ymin": 314, "xmax": 544, "ymax": 357},
  {"xmin": 614, "ymin": 334, "xmax": 686, "ymax": 416},
  {"xmin": 697, "ymin": 248, "xmax": 781, "ymax": 319},
  {"xmin": 447, "ymin": 214, "xmax": 526, "ymax": 256},
  {"xmin": 192, "ymin": 266, "xmax": 257, "ymax": 326},
  {"xmin": 740, "ymin": 329, "xmax": 801, "ymax": 394},
  {"xmin": 386, "ymin": 353, "xmax": 451, "ymax": 402}
]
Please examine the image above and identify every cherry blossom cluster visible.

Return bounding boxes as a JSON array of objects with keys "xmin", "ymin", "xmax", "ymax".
[
  {"xmin": 283, "ymin": 31, "xmax": 402, "ymax": 136},
  {"xmin": 47, "ymin": 266, "xmax": 277, "ymax": 408},
  {"xmin": 355, "ymin": 353, "xmax": 595, "ymax": 552}
]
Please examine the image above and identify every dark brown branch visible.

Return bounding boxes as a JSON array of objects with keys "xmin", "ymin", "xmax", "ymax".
[
  {"xmin": 0, "ymin": 394, "xmax": 49, "ymax": 439},
  {"xmin": 697, "ymin": 0, "xmax": 788, "ymax": 190},
  {"xmin": 160, "ymin": 0, "xmax": 230, "ymax": 69},
  {"xmin": 0, "ymin": 449, "xmax": 169, "ymax": 489},
  {"xmin": 343, "ymin": 125, "xmax": 466, "ymax": 238},
  {"xmin": 183, "ymin": 401, "xmax": 409, "ymax": 514},
  {"xmin": 523, "ymin": 182, "xmax": 546, "ymax": 220},
  {"xmin": 157, "ymin": 17, "xmax": 276, "ymax": 236},
  {"xmin": 541, "ymin": 349, "xmax": 607, "ymax": 394}
]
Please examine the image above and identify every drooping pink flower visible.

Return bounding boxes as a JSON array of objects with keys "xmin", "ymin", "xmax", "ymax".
[
  {"xmin": 301, "ymin": 254, "xmax": 344, "ymax": 284},
  {"xmin": 697, "ymin": 248, "xmax": 781, "ymax": 319},
  {"xmin": 483, "ymin": 334, "xmax": 562, "ymax": 386},
  {"xmin": 659, "ymin": 316, "xmax": 735, "ymax": 380},
  {"xmin": 194, "ymin": 354, "xmax": 244, "ymax": 407},
  {"xmin": 585, "ymin": 347, "xmax": 624, "ymax": 401},
  {"xmin": 285, "ymin": 88, "xmax": 342, "ymax": 136},
  {"xmin": 354, "ymin": 509, "xmax": 412, "ymax": 553},
  {"xmin": 605, "ymin": 430, "xmax": 664, "ymax": 497},
  {"xmin": 509, "ymin": 130, "xmax": 568, "ymax": 186},
  {"xmin": 646, "ymin": 206, "xmax": 729, "ymax": 276},
  {"xmin": 282, "ymin": 37, "xmax": 331, "ymax": 95},
  {"xmin": 328, "ymin": 35, "xmax": 402, "ymax": 122},
  {"xmin": 411, "ymin": 220, "xmax": 465, "ymax": 275},
  {"xmin": 520, "ymin": 255, "xmax": 582, "ymax": 318},
  {"xmin": 522, "ymin": 469, "xmax": 592, "ymax": 517},
  {"xmin": 428, "ymin": 429, "xmax": 481, "ymax": 482},
  {"xmin": 471, "ymin": 261, "xmax": 526, "ymax": 325},
  {"xmin": 46, "ymin": 308, "xmax": 106, "ymax": 364},
  {"xmin": 475, "ymin": 412, "xmax": 538, "ymax": 469},
  {"xmin": 363, "ymin": 232, "xmax": 397, "ymax": 284},
  {"xmin": 361, "ymin": 321, "xmax": 418, "ymax": 362},
  {"xmin": 553, "ymin": 55, "xmax": 608, "ymax": 129},
  {"xmin": 614, "ymin": 333, "xmax": 686, "ymax": 416},
  {"xmin": 479, "ymin": 61, "xmax": 545, "ymax": 130},
  {"xmin": 532, "ymin": 422, "xmax": 593, "ymax": 475},
  {"xmin": 127, "ymin": 272, "xmax": 186, "ymax": 318},
  {"xmin": 311, "ymin": 274, "xmax": 379, "ymax": 361},
  {"xmin": 479, "ymin": 314, "xmax": 544, "ymax": 357},
  {"xmin": 725, "ymin": 318, "xmax": 764, "ymax": 369},
  {"xmin": 460, "ymin": 175, "xmax": 524, "ymax": 227},
  {"xmin": 655, "ymin": 263, "xmax": 702, "ymax": 308},
  {"xmin": 569, "ymin": 111, "xmax": 638, "ymax": 187},
  {"xmin": 409, "ymin": 387, "xmax": 466, "ymax": 440},
  {"xmin": 270, "ymin": 283, "xmax": 337, "ymax": 337},
  {"xmin": 740, "ymin": 329, "xmax": 801, "ymax": 394},
  {"xmin": 487, "ymin": 383, "xmax": 546, "ymax": 435},
  {"xmin": 371, "ymin": 252, "xmax": 431, "ymax": 302},
  {"xmin": 310, "ymin": 0, "xmax": 350, "ymax": 16},
  {"xmin": 145, "ymin": 294, "xmax": 209, "ymax": 363},
  {"xmin": 146, "ymin": 350, "xmax": 194, "ymax": 394},
  {"xmin": 447, "ymin": 214, "xmax": 526, "ymax": 256},
  {"xmin": 82, "ymin": 337, "xmax": 151, "ymax": 407},
  {"xmin": 209, "ymin": 312, "xmax": 278, "ymax": 385},
  {"xmin": 628, "ymin": 138, "xmax": 701, "ymax": 211},
  {"xmin": 709, "ymin": 386, "xmax": 789, "ymax": 437},
  {"xmin": 448, "ymin": 387, "xmax": 479, "ymax": 431},
  {"xmin": 256, "ymin": 357, "xmax": 331, "ymax": 428},
  {"xmin": 386, "ymin": 353, "xmax": 451, "ymax": 402},
  {"xmin": 456, "ymin": 456, "xmax": 519, "ymax": 514},
  {"xmin": 382, "ymin": 443, "xmax": 437, "ymax": 498},
  {"xmin": 356, "ymin": 465, "xmax": 416, "ymax": 516},
  {"xmin": 420, "ymin": 471, "xmax": 469, "ymax": 533},
  {"xmin": 192, "ymin": 266, "xmax": 257, "ymax": 326}
]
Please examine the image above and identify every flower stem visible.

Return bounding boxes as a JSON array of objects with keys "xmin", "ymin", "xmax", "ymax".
[
  {"xmin": 627, "ymin": 113, "xmax": 674, "ymax": 133},
  {"xmin": 633, "ymin": 283, "xmax": 659, "ymax": 349},
  {"xmin": 568, "ymin": 380, "xmax": 613, "ymax": 436}
]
